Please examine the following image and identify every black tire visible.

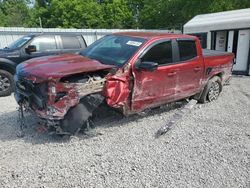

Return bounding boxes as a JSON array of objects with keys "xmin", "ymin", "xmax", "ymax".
[
  {"xmin": 0, "ymin": 70, "xmax": 14, "ymax": 97},
  {"xmin": 60, "ymin": 103, "xmax": 92, "ymax": 135},
  {"xmin": 199, "ymin": 76, "xmax": 222, "ymax": 103}
]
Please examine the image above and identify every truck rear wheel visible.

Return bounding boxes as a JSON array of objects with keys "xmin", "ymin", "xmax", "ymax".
[
  {"xmin": 0, "ymin": 70, "xmax": 14, "ymax": 97},
  {"xmin": 199, "ymin": 76, "xmax": 222, "ymax": 103},
  {"xmin": 60, "ymin": 103, "xmax": 91, "ymax": 135}
]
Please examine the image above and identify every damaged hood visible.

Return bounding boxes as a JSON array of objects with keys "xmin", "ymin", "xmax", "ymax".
[{"xmin": 16, "ymin": 54, "xmax": 114, "ymax": 81}]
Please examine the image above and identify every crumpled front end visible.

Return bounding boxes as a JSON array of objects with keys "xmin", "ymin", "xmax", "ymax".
[{"xmin": 14, "ymin": 70, "xmax": 107, "ymax": 122}]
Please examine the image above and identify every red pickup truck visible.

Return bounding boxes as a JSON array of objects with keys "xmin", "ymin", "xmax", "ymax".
[{"xmin": 14, "ymin": 32, "xmax": 234, "ymax": 135}]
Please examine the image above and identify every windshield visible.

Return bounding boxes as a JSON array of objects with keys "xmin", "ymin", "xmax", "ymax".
[
  {"xmin": 7, "ymin": 36, "xmax": 32, "ymax": 49},
  {"xmin": 80, "ymin": 35, "xmax": 146, "ymax": 67}
]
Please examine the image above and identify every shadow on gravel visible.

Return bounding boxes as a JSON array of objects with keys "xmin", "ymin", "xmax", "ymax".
[
  {"xmin": 0, "ymin": 111, "xmax": 69, "ymax": 144},
  {"xmin": 92, "ymin": 101, "xmax": 185, "ymax": 129},
  {"xmin": 0, "ymin": 101, "xmax": 185, "ymax": 144}
]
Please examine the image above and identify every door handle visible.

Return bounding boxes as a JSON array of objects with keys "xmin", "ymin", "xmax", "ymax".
[
  {"xmin": 194, "ymin": 67, "xmax": 202, "ymax": 72},
  {"xmin": 168, "ymin": 72, "xmax": 177, "ymax": 77}
]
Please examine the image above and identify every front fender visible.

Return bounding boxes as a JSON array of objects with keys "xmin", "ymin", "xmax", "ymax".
[
  {"xmin": 103, "ymin": 64, "xmax": 132, "ymax": 112},
  {"xmin": 104, "ymin": 75, "xmax": 130, "ymax": 107},
  {"xmin": 0, "ymin": 58, "xmax": 17, "ymax": 73}
]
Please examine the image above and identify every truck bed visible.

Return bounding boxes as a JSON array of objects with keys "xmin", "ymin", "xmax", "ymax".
[
  {"xmin": 202, "ymin": 49, "xmax": 232, "ymax": 57},
  {"xmin": 202, "ymin": 49, "xmax": 234, "ymax": 84}
]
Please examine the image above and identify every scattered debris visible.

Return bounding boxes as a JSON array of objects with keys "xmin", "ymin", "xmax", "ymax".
[
  {"xmin": 17, "ymin": 104, "xmax": 25, "ymax": 138},
  {"xmin": 155, "ymin": 99, "xmax": 198, "ymax": 138}
]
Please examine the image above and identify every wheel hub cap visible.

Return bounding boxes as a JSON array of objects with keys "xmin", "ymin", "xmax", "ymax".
[
  {"xmin": 0, "ymin": 75, "xmax": 10, "ymax": 92},
  {"xmin": 208, "ymin": 82, "xmax": 220, "ymax": 102}
]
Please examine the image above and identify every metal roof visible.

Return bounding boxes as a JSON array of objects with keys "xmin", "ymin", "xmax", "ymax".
[{"xmin": 184, "ymin": 8, "xmax": 250, "ymax": 34}]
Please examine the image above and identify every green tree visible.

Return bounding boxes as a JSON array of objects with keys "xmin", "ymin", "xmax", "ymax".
[
  {"xmin": 0, "ymin": 0, "xmax": 30, "ymax": 27},
  {"xmin": 139, "ymin": 0, "xmax": 214, "ymax": 29},
  {"xmin": 0, "ymin": 4, "xmax": 7, "ymax": 26},
  {"xmin": 209, "ymin": 0, "xmax": 250, "ymax": 12},
  {"xmin": 1, "ymin": 0, "xmax": 250, "ymax": 29},
  {"xmin": 29, "ymin": 0, "xmax": 135, "ymax": 29},
  {"xmin": 32, "ymin": 0, "xmax": 104, "ymax": 28},
  {"xmin": 139, "ymin": 0, "xmax": 250, "ymax": 30},
  {"xmin": 101, "ymin": 0, "xmax": 134, "ymax": 28}
]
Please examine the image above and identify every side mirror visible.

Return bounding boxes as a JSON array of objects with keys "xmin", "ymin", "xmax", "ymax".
[
  {"xmin": 135, "ymin": 60, "xmax": 158, "ymax": 72},
  {"xmin": 25, "ymin": 45, "xmax": 36, "ymax": 54}
]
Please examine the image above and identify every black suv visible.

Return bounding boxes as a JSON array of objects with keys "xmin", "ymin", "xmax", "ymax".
[{"xmin": 0, "ymin": 33, "xmax": 87, "ymax": 96}]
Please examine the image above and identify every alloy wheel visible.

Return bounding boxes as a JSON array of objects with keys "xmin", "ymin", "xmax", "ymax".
[
  {"xmin": 0, "ymin": 74, "xmax": 11, "ymax": 92},
  {"xmin": 207, "ymin": 81, "xmax": 220, "ymax": 102}
]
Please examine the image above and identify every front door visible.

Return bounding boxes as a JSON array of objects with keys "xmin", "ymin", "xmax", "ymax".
[
  {"xmin": 20, "ymin": 35, "xmax": 61, "ymax": 62},
  {"xmin": 132, "ymin": 40, "xmax": 178, "ymax": 111}
]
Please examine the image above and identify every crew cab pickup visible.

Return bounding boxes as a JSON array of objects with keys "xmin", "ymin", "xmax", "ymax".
[
  {"xmin": 14, "ymin": 32, "xmax": 234, "ymax": 135},
  {"xmin": 0, "ymin": 33, "xmax": 87, "ymax": 96}
]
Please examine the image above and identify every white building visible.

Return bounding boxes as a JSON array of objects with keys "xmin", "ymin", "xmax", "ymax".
[{"xmin": 184, "ymin": 8, "xmax": 250, "ymax": 75}]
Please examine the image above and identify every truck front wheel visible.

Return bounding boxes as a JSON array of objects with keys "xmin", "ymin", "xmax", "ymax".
[
  {"xmin": 60, "ymin": 94, "xmax": 104, "ymax": 135},
  {"xmin": 199, "ymin": 76, "xmax": 222, "ymax": 103},
  {"xmin": 60, "ymin": 103, "xmax": 91, "ymax": 135},
  {"xmin": 0, "ymin": 70, "xmax": 14, "ymax": 97}
]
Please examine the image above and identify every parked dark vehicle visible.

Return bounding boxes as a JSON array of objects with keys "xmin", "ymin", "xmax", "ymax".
[{"xmin": 0, "ymin": 33, "xmax": 87, "ymax": 96}]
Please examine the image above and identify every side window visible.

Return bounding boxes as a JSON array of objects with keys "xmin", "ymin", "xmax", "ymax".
[
  {"xmin": 178, "ymin": 40, "xmax": 197, "ymax": 61},
  {"xmin": 142, "ymin": 41, "xmax": 172, "ymax": 65},
  {"xmin": 30, "ymin": 36, "xmax": 57, "ymax": 52},
  {"xmin": 61, "ymin": 36, "xmax": 81, "ymax": 49}
]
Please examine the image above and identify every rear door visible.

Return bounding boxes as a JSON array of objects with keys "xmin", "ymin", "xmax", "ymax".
[
  {"xmin": 172, "ymin": 39, "xmax": 204, "ymax": 98},
  {"xmin": 59, "ymin": 35, "xmax": 87, "ymax": 54},
  {"xmin": 132, "ymin": 40, "xmax": 179, "ymax": 111}
]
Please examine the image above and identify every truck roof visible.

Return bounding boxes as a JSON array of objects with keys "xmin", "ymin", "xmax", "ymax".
[
  {"xmin": 23, "ymin": 33, "xmax": 84, "ymax": 38},
  {"xmin": 115, "ymin": 32, "xmax": 196, "ymax": 40}
]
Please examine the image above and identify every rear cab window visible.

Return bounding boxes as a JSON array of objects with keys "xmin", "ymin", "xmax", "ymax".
[
  {"xmin": 177, "ymin": 40, "xmax": 197, "ymax": 61},
  {"xmin": 61, "ymin": 35, "xmax": 85, "ymax": 49}
]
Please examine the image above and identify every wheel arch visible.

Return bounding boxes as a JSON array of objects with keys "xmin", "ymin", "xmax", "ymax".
[
  {"xmin": 209, "ymin": 74, "xmax": 223, "ymax": 92},
  {"xmin": 0, "ymin": 58, "xmax": 16, "ymax": 75},
  {"xmin": 214, "ymin": 72, "xmax": 224, "ymax": 81},
  {"xmin": 198, "ymin": 75, "xmax": 223, "ymax": 103}
]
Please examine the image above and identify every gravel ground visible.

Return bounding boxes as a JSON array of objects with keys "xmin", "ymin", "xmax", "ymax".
[{"xmin": 0, "ymin": 76, "xmax": 249, "ymax": 188}]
